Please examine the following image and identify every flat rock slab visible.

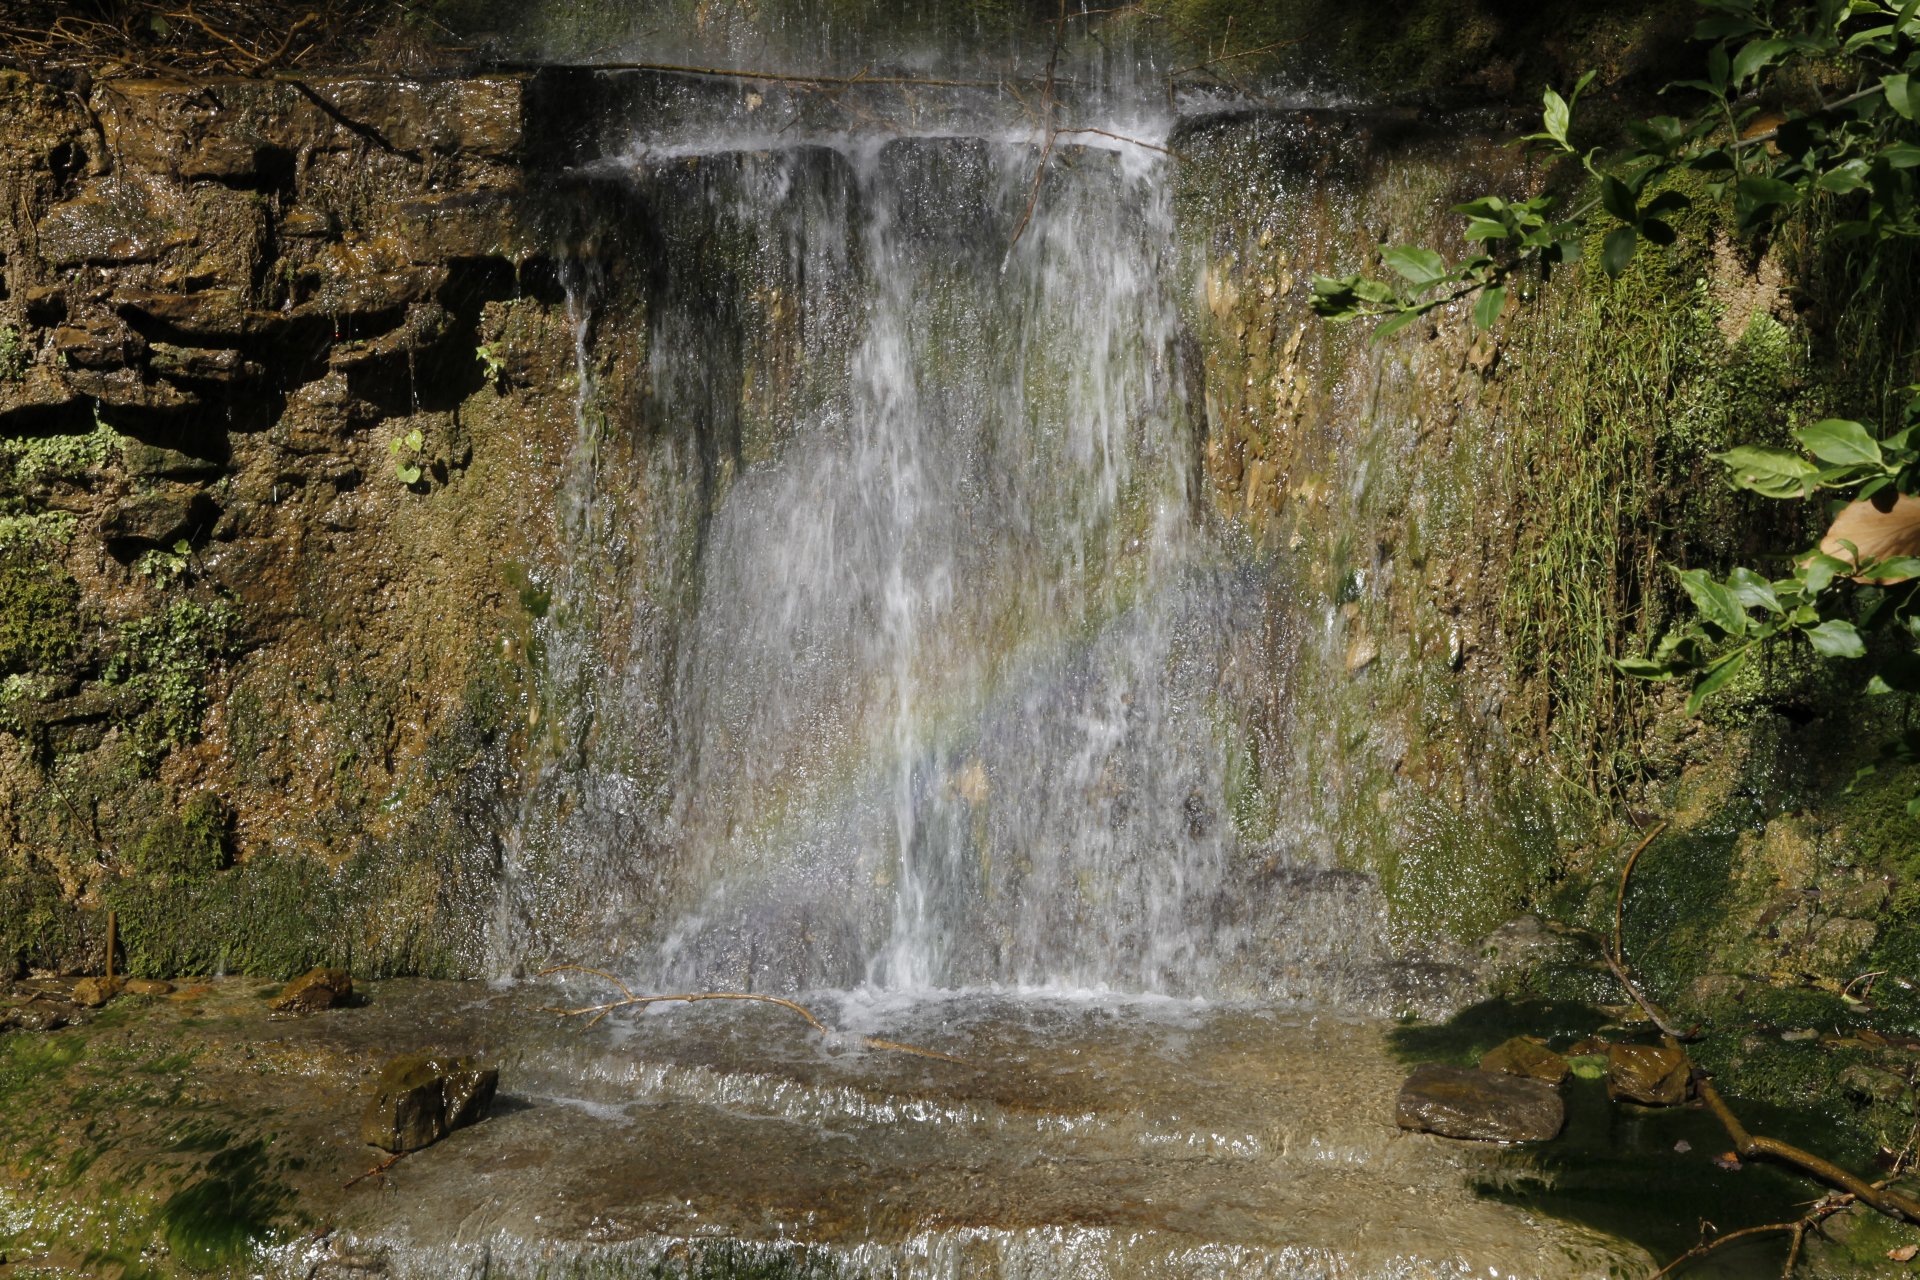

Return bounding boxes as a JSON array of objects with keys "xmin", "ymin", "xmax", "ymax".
[
  {"xmin": 1397, "ymin": 1062, "xmax": 1566, "ymax": 1142},
  {"xmin": 0, "ymin": 980, "xmax": 1640, "ymax": 1279},
  {"xmin": 1480, "ymin": 1035, "xmax": 1570, "ymax": 1085}
]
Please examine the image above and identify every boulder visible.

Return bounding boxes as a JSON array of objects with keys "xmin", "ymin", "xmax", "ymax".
[
  {"xmin": 1606, "ymin": 1043, "xmax": 1691, "ymax": 1106},
  {"xmin": 124, "ymin": 979, "xmax": 175, "ymax": 996},
  {"xmin": 1396, "ymin": 1063, "xmax": 1565, "ymax": 1142},
  {"xmin": 70, "ymin": 976, "xmax": 122, "ymax": 1008},
  {"xmin": 270, "ymin": 966, "xmax": 352, "ymax": 1013},
  {"xmin": 360, "ymin": 1053, "xmax": 499, "ymax": 1153},
  {"xmin": 1479, "ymin": 1036, "xmax": 1570, "ymax": 1085}
]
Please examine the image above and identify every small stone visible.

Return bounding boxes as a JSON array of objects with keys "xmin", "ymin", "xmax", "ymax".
[
  {"xmin": 1395, "ymin": 1063, "xmax": 1565, "ymax": 1143},
  {"xmin": 70, "ymin": 976, "xmax": 123, "ymax": 1008},
  {"xmin": 270, "ymin": 967, "xmax": 352, "ymax": 1013},
  {"xmin": 360, "ymin": 1053, "xmax": 498, "ymax": 1153},
  {"xmin": 1606, "ymin": 1043, "xmax": 1691, "ymax": 1106},
  {"xmin": 1479, "ymin": 1036, "xmax": 1569, "ymax": 1085},
  {"xmin": 124, "ymin": 979, "xmax": 174, "ymax": 996},
  {"xmin": 1673, "ymin": 1139, "xmax": 1692, "ymax": 1154}
]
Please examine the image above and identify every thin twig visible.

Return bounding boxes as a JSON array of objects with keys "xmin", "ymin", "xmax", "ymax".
[
  {"xmin": 342, "ymin": 1149, "xmax": 408, "ymax": 1189},
  {"xmin": 1007, "ymin": 0, "xmax": 1070, "ymax": 251},
  {"xmin": 535, "ymin": 965, "xmax": 974, "ymax": 1066},
  {"xmin": 1614, "ymin": 819, "xmax": 1669, "ymax": 968}
]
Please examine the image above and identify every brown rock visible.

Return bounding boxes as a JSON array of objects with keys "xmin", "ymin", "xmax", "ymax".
[
  {"xmin": 270, "ymin": 966, "xmax": 352, "ymax": 1013},
  {"xmin": 1606, "ymin": 1043, "xmax": 1691, "ymax": 1106},
  {"xmin": 124, "ymin": 979, "xmax": 175, "ymax": 996},
  {"xmin": 1396, "ymin": 1063, "xmax": 1565, "ymax": 1142},
  {"xmin": 360, "ymin": 1052, "xmax": 498, "ymax": 1153},
  {"xmin": 70, "ymin": 976, "xmax": 122, "ymax": 1008},
  {"xmin": 1479, "ymin": 1036, "xmax": 1569, "ymax": 1085}
]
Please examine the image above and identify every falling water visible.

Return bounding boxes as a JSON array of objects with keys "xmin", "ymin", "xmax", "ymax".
[{"xmin": 484, "ymin": 75, "xmax": 1433, "ymax": 1011}]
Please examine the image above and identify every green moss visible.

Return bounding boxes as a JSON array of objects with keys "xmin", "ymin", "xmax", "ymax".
[
  {"xmin": 3, "ymin": 415, "xmax": 120, "ymax": 487},
  {"xmin": 101, "ymin": 596, "xmax": 243, "ymax": 761},
  {"xmin": 0, "ymin": 325, "xmax": 27, "ymax": 382},
  {"xmin": 126, "ymin": 792, "xmax": 233, "ymax": 878},
  {"xmin": 0, "ymin": 552, "xmax": 82, "ymax": 676}
]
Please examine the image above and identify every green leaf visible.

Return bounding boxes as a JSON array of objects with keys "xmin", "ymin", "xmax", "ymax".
[
  {"xmin": 1370, "ymin": 308, "xmax": 1424, "ymax": 341},
  {"xmin": 1726, "ymin": 567, "xmax": 1781, "ymax": 612},
  {"xmin": 1601, "ymin": 175, "xmax": 1639, "ymax": 223},
  {"xmin": 1793, "ymin": 418, "xmax": 1883, "ymax": 466},
  {"xmin": 1732, "ymin": 37, "xmax": 1792, "ymax": 83},
  {"xmin": 1677, "ymin": 567, "xmax": 1748, "ymax": 636},
  {"xmin": 1615, "ymin": 656, "xmax": 1676, "ymax": 679},
  {"xmin": 1799, "ymin": 552, "xmax": 1851, "ymax": 595},
  {"xmin": 1709, "ymin": 42, "xmax": 1731, "ymax": 91},
  {"xmin": 1686, "ymin": 647, "xmax": 1749, "ymax": 714},
  {"xmin": 1887, "ymin": 72, "xmax": 1918, "ymax": 120},
  {"xmin": 1870, "ymin": 555, "xmax": 1920, "ymax": 580},
  {"xmin": 1542, "ymin": 86, "xmax": 1572, "ymax": 147},
  {"xmin": 404, "ymin": 428, "xmax": 425, "ymax": 451},
  {"xmin": 1473, "ymin": 286, "xmax": 1507, "ymax": 331},
  {"xmin": 1713, "ymin": 444, "xmax": 1819, "ymax": 498},
  {"xmin": 1806, "ymin": 617, "xmax": 1867, "ymax": 657},
  {"xmin": 1817, "ymin": 162, "xmax": 1871, "ymax": 194},
  {"xmin": 1463, "ymin": 218, "xmax": 1510, "ymax": 241},
  {"xmin": 1380, "ymin": 246, "xmax": 1449, "ymax": 289},
  {"xmin": 396, "ymin": 462, "xmax": 422, "ymax": 484},
  {"xmin": 1602, "ymin": 226, "xmax": 1639, "ymax": 276}
]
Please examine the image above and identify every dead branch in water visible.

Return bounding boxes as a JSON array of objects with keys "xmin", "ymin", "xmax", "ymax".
[
  {"xmin": 1601, "ymin": 819, "xmax": 1920, "ymax": 1278},
  {"xmin": 342, "ymin": 1149, "xmax": 408, "ymax": 1190},
  {"xmin": 535, "ymin": 965, "xmax": 974, "ymax": 1067}
]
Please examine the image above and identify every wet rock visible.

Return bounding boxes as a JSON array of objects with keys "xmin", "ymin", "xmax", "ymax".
[
  {"xmin": 37, "ymin": 186, "xmax": 191, "ymax": 267},
  {"xmin": 360, "ymin": 1052, "xmax": 498, "ymax": 1153},
  {"xmin": 113, "ymin": 288, "xmax": 248, "ymax": 341},
  {"xmin": 1606, "ymin": 1043, "xmax": 1690, "ymax": 1105},
  {"xmin": 0, "ymin": 1001, "xmax": 71, "ymax": 1032},
  {"xmin": 70, "ymin": 976, "xmax": 123, "ymax": 1008},
  {"xmin": 122, "ymin": 439, "xmax": 224, "ymax": 481},
  {"xmin": 124, "ymin": 979, "xmax": 175, "ymax": 997},
  {"xmin": 22, "ymin": 286, "xmax": 67, "ymax": 325},
  {"xmin": 146, "ymin": 344, "xmax": 260, "ymax": 387},
  {"xmin": 102, "ymin": 487, "xmax": 219, "ymax": 550},
  {"xmin": 1479, "ymin": 1037, "xmax": 1569, "ymax": 1085},
  {"xmin": 1396, "ymin": 1063, "xmax": 1565, "ymax": 1142},
  {"xmin": 271, "ymin": 966, "xmax": 353, "ymax": 1013},
  {"xmin": 52, "ymin": 317, "xmax": 144, "ymax": 370}
]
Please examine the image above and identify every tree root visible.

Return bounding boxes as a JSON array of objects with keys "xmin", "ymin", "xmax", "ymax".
[
  {"xmin": 535, "ymin": 965, "xmax": 974, "ymax": 1067},
  {"xmin": 1605, "ymin": 819, "xmax": 1920, "ymax": 1277}
]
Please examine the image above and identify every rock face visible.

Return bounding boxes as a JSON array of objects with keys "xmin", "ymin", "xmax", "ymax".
[
  {"xmin": 1396, "ymin": 1063, "xmax": 1566, "ymax": 1142},
  {"xmin": 1478, "ymin": 1036, "xmax": 1570, "ymax": 1085},
  {"xmin": 270, "ymin": 967, "xmax": 353, "ymax": 1013},
  {"xmin": 360, "ymin": 1052, "xmax": 499, "ymax": 1153},
  {"xmin": 1606, "ymin": 1043, "xmax": 1691, "ymax": 1105},
  {"xmin": 0, "ymin": 67, "xmax": 634, "ymax": 980}
]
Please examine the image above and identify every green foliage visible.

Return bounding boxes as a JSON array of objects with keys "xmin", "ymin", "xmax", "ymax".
[
  {"xmin": 0, "ymin": 324, "xmax": 27, "ymax": 381},
  {"xmin": 1311, "ymin": 0, "xmax": 1920, "ymax": 803},
  {"xmin": 474, "ymin": 342, "xmax": 505, "ymax": 386},
  {"xmin": 101, "ymin": 597, "xmax": 242, "ymax": 760},
  {"xmin": 389, "ymin": 425, "xmax": 426, "ymax": 485},
  {"xmin": 3, "ymin": 409, "xmax": 119, "ymax": 486}
]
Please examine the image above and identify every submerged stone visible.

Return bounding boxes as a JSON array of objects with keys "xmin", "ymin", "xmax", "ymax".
[
  {"xmin": 1479, "ymin": 1036, "xmax": 1569, "ymax": 1085},
  {"xmin": 1605, "ymin": 1043, "xmax": 1690, "ymax": 1106},
  {"xmin": 270, "ymin": 966, "xmax": 352, "ymax": 1013},
  {"xmin": 360, "ymin": 1052, "xmax": 498, "ymax": 1153},
  {"xmin": 124, "ymin": 978, "xmax": 175, "ymax": 996},
  {"xmin": 1396, "ymin": 1063, "xmax": 1565, "ymax": 1142}
]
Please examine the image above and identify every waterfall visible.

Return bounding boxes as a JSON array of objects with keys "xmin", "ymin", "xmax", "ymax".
[{"xmin": 485, "ymin": 83, "xmax": 1428, "ymax": 1008}]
